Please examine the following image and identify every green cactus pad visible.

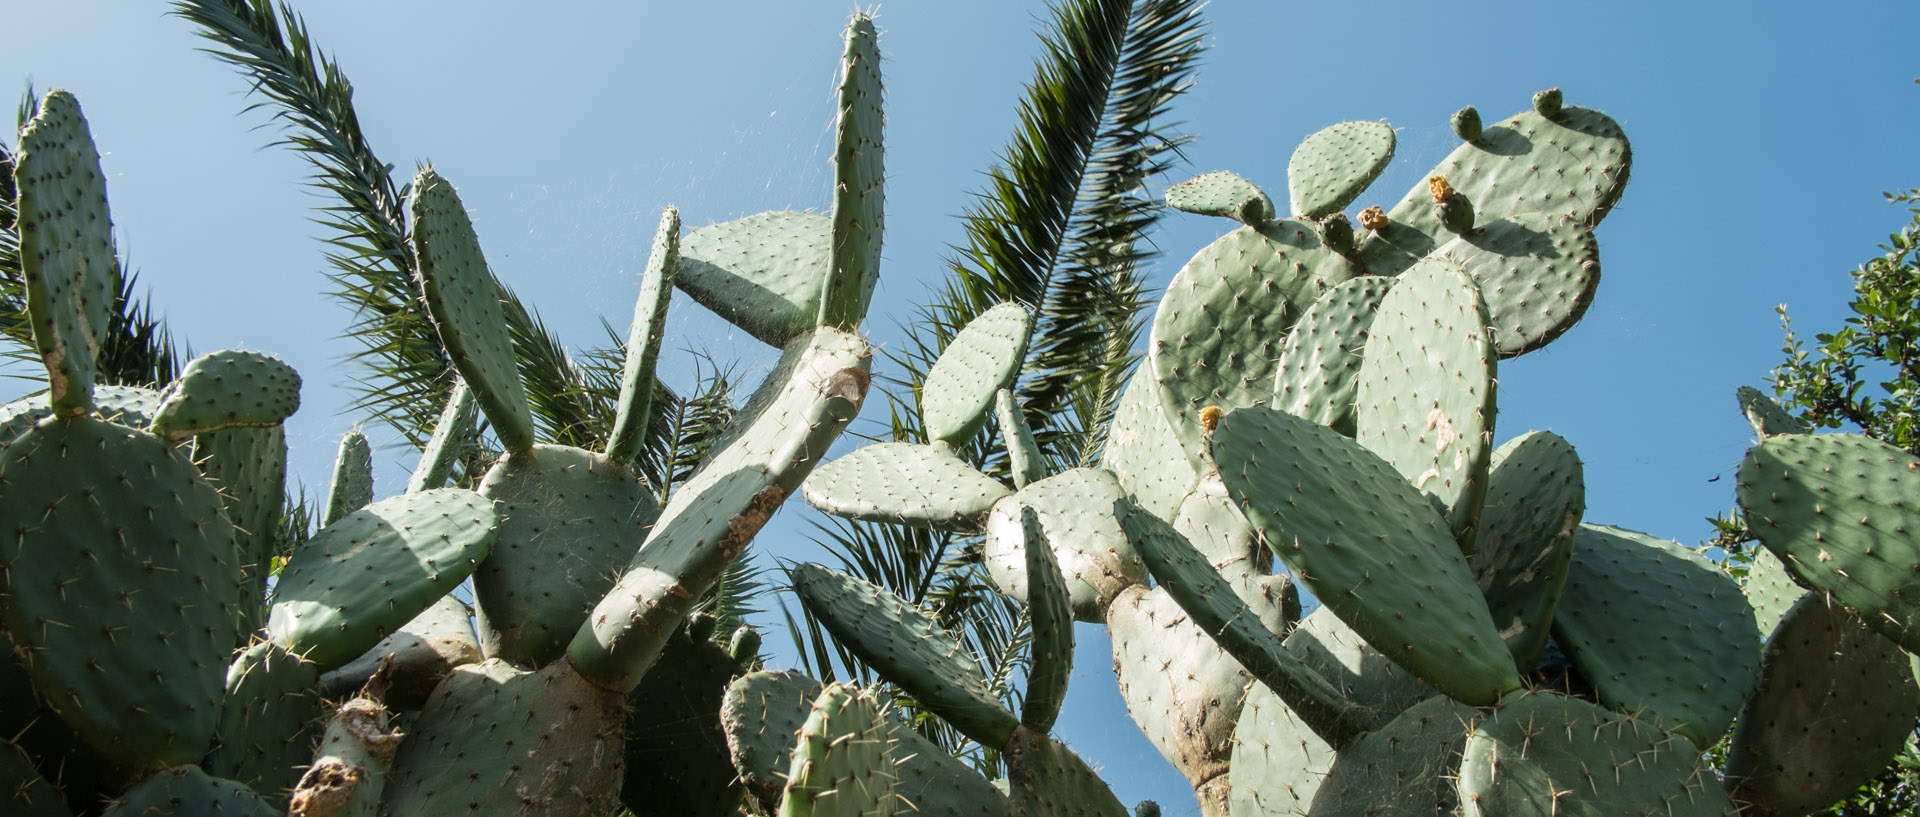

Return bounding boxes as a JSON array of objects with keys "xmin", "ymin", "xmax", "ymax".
[
  {"xmin": 997, "ymin": 388, "xmax": 1045, "ymax": 489},
  {"xmin": 982, "ymin": 468, "xmax": 1144, "ymax": 621},
  {"xmin": 204, "ymin": 641, "xmax": 323, "ymax": 807},
  {"xmin": 1272, "ymin": 275, "xmax": 1394, "ymax": 435},
  {"xmin": 676, "ymin": 211, "xmax": 832, "ymax": 347},
  {"xmin": 99, "ymin": 765, "xmax": 277, "ymax": 817},
  {"xmin": 407, "ymin": 381, "xmax": 476, "ymax": 493},
  {"xmin": 1726, "ymin": 594, "xmax": 1920, "ymax": 817},
  {"xmin": 1309, "ymin": 695, "xmax": 1479, "ymax": 817},
  {"xmin": 1227, "ymin": 680, "xmax": 1339, "ymax": 817},
  {"xmin": 1102, "ymin": 373, "xmax": 1196, "ymax": 520},
  {"xmin": 1353, "ymin": 255, "xmax": 1497, "ymax": 552},
  {"xmin": 1469, "ymin": 431, "xmax": 1584, "ymax": 670},
  {"xmin": 1004, "ymin": 726, "xmax": 1129, "ymax": 817},
  {"xmin": 323, "ymin": 430, "xmax": 374, "ymax": 525},
  {"xmin": 1150, "ymin": 220, "xmax": 1357, "ymax": 465},
  {"xmin": 193, "ymin": 425, "xmax": 287, "ymax": 635},
  {"xmin": 1456, "ymin": 692, "xmax": 1738, "ymax": 817},
  {"xmin": 1742, "ymin": 547, "xmax": 1807, "ymax": 643},
  {"xmin": 1017, "ymin": 506, "xmax": 1073, "ymax": 733},
  {"xmin": 776, "ymin": 684, "xmax": 896, "ymax": 817},
  {"xmin": 1739, "ymin": 433, "xmax": 1920, "ymax": 654},
  {"xmin": 607, "ymin": 206, "xmax": 681, "ymax": 466},
  {"xmin": 1122, "ymin": 504, "xmax": 1372, "ymax": 744},
  {"xmin": 803, "ymin": 442, "xmax": 1009, "ymax": 529},
  {"xmin": 887, "ymin": 714, "xmax": 1015, "ymax": 817},
  {"xmin": 0, "ymin": 416, "xmax": 239, "ymax": 770},
  {"xmin": 1549, "ymin": 524, "xmax": 1762, "ymax": 747},
  {"xmin": 148, "ymin": 350, "xmax": 302, "ymax": 441},
  {"xmin": 382, "ymin": 659, "xmax": 627, "ymax": 816},
  {"xmin": 1284, "ymin": 606, "xmax": 1440, "ymax": 724},
  {"xmin": 16, "ymin": 90, "xmax": 117, "ymax": 417},
  {"xmin": 789, "ymin": 564, "xmax": 1019, "ymax": 748},
  {"xmin": 921, "ymin": 302, "xmax": 1032, "ymax": 443},
  {"xmin": 622, "ymin": 628, "xmax": 745, "ymax": 817},
  {"xmin": 1287, "ymin": 121, "xmax": 1396, "ymax": 219},
  {"xmin": 1213, "ymin": 406, "xmax": 1521, "ymax": 706},
  {"xmin": 318, "ymin": 593, "xmax": 481, "ymax": 710},
  {"xmin": 0, "ymin": 387, "xmax": 162, "ymax": 447},
  {"xmin": 1737, "ymin": 385, "xmax": 1808, "ymax": 440},
  {"xmin": 410, "ymin": 168, "xmax": 535, "ymax": 454},
  {"xmin": 818, "ymin": 14, "xmax": 884, "ymax": 332},
  {"xmin": 1171, "ymin": 469, "xmax": 1264, "ymax": 567},
  {"xmin": 1359, "ymin": 103, "xmax": 1631, "ymax": 278},
  {"xmin": 473, "ymin": 445, "xmax": 660, "ymax": 667},
  {"xmin": 267, "ymin": 487, "xmax": 497, "ymax": 670},
  {"xmin": 1166, "ymin": 171, "xmax": 1276, "ymax": 225},
  {"xmin": 1433, "ymin": 213, "xmax": 1601, "ymax": 357},
  {"xmin": 0, "ymin": 742, "xmax": 64, "ymax": 817},
  {"xmin": 724, "ymin": 670, "xmax": 827, "ymax": 808}
]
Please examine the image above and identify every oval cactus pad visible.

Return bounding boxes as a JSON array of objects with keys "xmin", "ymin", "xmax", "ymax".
[
  {"xmin": 15, "ymin": 90, "xmax": 118, "ymax": 416},
  {"xmin": 149, "ymin": 350, "xmax": 302, "ymax": 441},
  {"xmin": 922, "ymin": 302, "xmax": 1032, "ymax": 443},
  {"xmin": 1272, "ymin": 275, "xmax": 1394, "ymax": 435},
  {"xmin": 803, "ymin": 441, "xmax": 1009, "ymax": 529},
  {"xmin": 1288, "ymin": 121, "xmax": 1395, "ymax": 219},
  {"xmin": 1434, "ymin": 213, "xmax": 1600, "ymax": 357},
  {"xmin": 1167, "ymin": 170, "xmax": 1276, "ymax": 225},
  {"xmin": 1469, "ymin": 431, "xmax": 1584, "ymax": 670},
  {"xmin": 676, "ymin": 211, "xmax": 832, "ymax": 346}
]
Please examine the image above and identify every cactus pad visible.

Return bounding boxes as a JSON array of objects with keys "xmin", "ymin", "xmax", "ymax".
[
  {"xmin": 194, "ymin": 425, "xmax": 288, "ymax": 634},
  {"xmin": 921, "ymin": 302, "xmax": 1031, "ymax": 443},
  {"xmin": 0, "ymin": 742, "xmax": 63, "ymax": 817},
  {"xmin": 1469, "ymin": 431, "xmax": 1583, "ymax": 669},
  {"xmin": 789, "ymin": 563, "xmax": 1018, "ymax": 748},
  {"xmin": 804, "ymin": 442, "xmax": 1009, "ymax": 529},
  {"xmin": 983, "ymin": 468, "xmax": 1144, "ymax": 620},
  {"xmin": 408, "ymin": 381, "xmax": 476, "ymax": 493},
  {"xmin": 267, "ymin": 487, "xmax": 497, "ymax": 670},
  {"xmin": 1272, "ymin": 275, "xmax": 1394, "ymax": 435},
  {"xmin": 1102, "ymin": 373, "xmax": 1196, "ymax": 520},
  {"xmin": 1309, "ymin": 695, "xmax": 1478, "ymax": 816},
  {"xmin": 622, "ymin": 627, "xmax": 746, "ymax": 817},
  {"xmin": 100, "ymin": 765, "xmax": 277, "ymax": 817},
  {"xmin": 1287, "ymin": 121, "xmax": 1395, "ymax": 219},
  {"xmin": 1354, "ymin": 255, "xmax": 1497, "ymax": 551},
  {"xmin": 606, "ymin": 206, "xmax": 681, "ymax": 467},
  {"xmin": 677, "ymin": 211, "xmax": 830, "ymax": 346},
  {"xmin": 1213, "ymin": 406, "xmax": 1520, "ymax": 705},
  {"xmin": 205, "ymin": 640, "xmax": 323, "ymax": 806},
  {"xmin": 724, "ymin": 670, "xmax": 826, "ymax": 808},
  {"xmin": 1166, "ymin": 171, "xmax": 1276, "ymax": 225},
  {"xmin": 1737, "ymin": 385, "xmax": 1808, "ymax": 440},
  {"xmin": 1550, "ymin": 524, "xmax": 1762, "ymax": 747},
  {"xmin": 148, "ymin": 350, "xmax": 302, "ymax": 441},
  {"xmin": 410, "ymin": 168, "xmax": 535, "ymax": 454},
  {"xmin": 1227, "ymin": 681, "xmax": 1339, "ymax": 817},
  {"xmin": 473, "ymin": 445, "xmax": 659, "ymax": 667},
  {"xmin": 777, "ymin": 684, "xmax": 896, "ymax": 817},
  {"xmin": 0, "ymin": 416, "xmax": 239, "ymax": 770},
  {"xmin": 997, "ymin": 388, "xmax": 1045, "ymax": 488},
  {"xmin": 1433, "ymin": 213, "xmax": 1600, "ymax": 357},
  {"xmin": 317, "ymin": 593, "xmax": 481, "ymax": 710},
  {"xmin": 1742, "ymin": 547, "xmax": 1807, "ymax": 643},
  {"xmin": 1004, "ymin": 726, "xmax": 1129, "ymax": 817},
  {"xmin": 15, "ymin": 90, "xmax": 117, "ymax": 416},
  {"xmin": 1739, "ymin": 433, "xmax": 1920, "ymax": 653},
  {"xmin": 1016, "ymin": 506, "xmax": 1074, "ymax": 732},
  {"xmin": 323, "ymin": 430, "xmax": 374, "ymax": 525},
  {"xmin": 818, "ymin": 14, "xmax": 885, "ymax": 331}
]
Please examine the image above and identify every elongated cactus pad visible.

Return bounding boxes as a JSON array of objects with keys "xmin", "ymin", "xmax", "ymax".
[
  {"xmin": 607, "ymin": 206, "xmax": 681, "ymax": 466},
  {"xmin": 194, "ymin": 425, "xmax": 288, "ymax": 636},
  {"xmin": 1726, "ymin": 594, "xmax": 1920, "ymax": 817},
  {"xmin": 1550, "ymin": 524, "xmax": 1762, "ymax": 747},
  {"xmin": 1287, "ymin": 121, "xmax": 1395, "ymax": 219},
  {"xmin": 317, "ymin": 593, "xmax": 481, "ymax": 710},
  {"xmin": 149, "ymin": 350, "xmax": 302, "ymax": 441},
  {"xmin": 1272, "ymin": 275, "xmax": 1393, "ymax": 435},
  {"xmin": 205, "ymin": 640, "xmax": 323, "ymax": 807},
  {"xmin": 789, "ymin": 564, "xmax": 1019, "ymax": 748},
  {"xmin": 1018, "ymin": 506, "xmax": 1074, "ymax": 732},
  {"xmin": 819, "ymin": 14, "xmax": 885, "ymax": 331},
  {"xmin": 16, "ymin": 90, "xmax": 117, "ymax": 417},
  {"xmin": 1166, "ymin": 171, "xmax": 1275, "ymax": 225},
  {"xmin": 1469, "ymin": 431, "xmax": 1583, "ymax": 670},
  {"xmin": 1433, "ymin": 213, "xmax": 1600, "ymax": 357},
  {"xmin": 410, "ymin": 168, "xmax": 535, "ymax": 454},
  {"xmin": 804, "ymin": 442, "xmax": 1009, "ymax": 529},
  {"xmin": 0, "ymin": 742, "xmax": 63, "ymax": 817},
  {"xmin": 407, "ymin": 380, "xmax": 475, "ymax": 493},
  {"xmin": 777, "ymin": 684, "xmax": 896, "ymax": 817},
  {"xmin": 100, "ymin": 765, "xmax": 277, "ymax": 817},
  {"xmin": 1213, "ymin": 406, "xmax": 1520, "ymax": 706},
  {"xmin": 268, "ymin": 488, "xmax": 497, "ymax": 670},
  {"xmin": 1004, "ymin": 726, "xmax": 1129, "ymax": 817},
  {"xmin": 676, "ymin": 211, "xmax": 832, "ymax": 346},
  {"xmin": 1354, "ymin": 255, "xmax": 1497, "ymax": 553},
  {"xmin": 1737, "ymin": 385, "xmax": 1808, "ymax": 440},
  {"xmin": 982, "ymin": 467, "xmax": 1144, "ymax": 621},
  {"xmin": 323, "ymin": 430, "xmax": 374, "ymax": 525},
  {"xmin": 921, "ymin": 302, "xmax": 1031, "ymax": 443},
  {"xmin": 0, "ymin": 416, "xmax": 240, "ymax": 770},
  {"xmin": 997, "ymin": 388, "xmax": 1045, "ymax": 489}
]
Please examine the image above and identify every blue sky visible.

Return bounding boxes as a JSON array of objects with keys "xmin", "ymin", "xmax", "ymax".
[{"xmin": 9, "ymin": 2, "xmax": 1920, "ymax": 812}]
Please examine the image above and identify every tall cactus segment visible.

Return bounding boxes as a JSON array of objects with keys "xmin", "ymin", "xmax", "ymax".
[
  {"xmin": 1286, "ymin": 121, "xmax": 1395, "ymax": 220},
  {"xmin": 605, "ymin": 206, "xmax": 681, "ymax": 467},
  {"xmin": 1165, "ymin": 171, "xmax": 1275, "ymax": 225},
  {"xmin": 1469, "ymin": 431, "xmax": 1583, "ymax": 669},
  {"xmin": 324, "ymin": 430, "xmax": 375, "ymax": 524},
  {"xmin": 205, "ymin": 641, "xmax": 323, "ymax": 807},
  {"xmin": 819, "ymin": 14, "xmax": 885, "ymax": 332},
  {"xmin": 405, "ymin": 380, "xmax": 475, "ymax": 493},
  {"xmin": 14, "ymin": 90, "xmax": 117, "ymax": 417},
  {"xmin": 1016, "ymin": 506, "xmax": 1074, "ymax": 733},
  {"xmin": 777, "ymin": 684, "xmax": 897, "ymax": 817}
]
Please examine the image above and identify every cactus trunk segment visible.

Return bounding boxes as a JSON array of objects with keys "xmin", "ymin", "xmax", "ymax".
[
  {"xmin": 1550, "ymin": 524, "xmax": 1762, "ymax": 748},
  {"xmin": 1271, "ymin": 275, "xmax": 1393, "ymax": 436},
  {"xmin": 776, "ymin": 684, "xmax": 897, "ymax": 817},
  {"xmin": 1737, "ymin": 433, "xmax": 1920, "ymax": 654},
  {"xmin": 148, "ymin": 350, "xmax": 302, "ymax": 441},
  {"xmin": 0, "ymin": 416, "xmax": 240, "ymax": 771},
  {"xmin": 267, "ymin": 488, "xmax": 498, "ymax": 671},
  {"xmin": 1308, "ymin": 695, "xmax": 1478, "ymax": 816},
  {"xmin": 982, "ymin": 467, "xmax": 1145, "ymax": 621},
  {"xmin": 804, "ymin": 442, "xmax": 1011, "ymax": 529},
  {"xmin": 1165, "ymin": 171, "xmax": 1275, "ymax": 225},
  {"xmin": 605, "ymin": 206, "xmax": 681, "ymax": 466},
  {"xmin": 317, "ymin": 594, "xmax": 482, "ymax": 710},
  {"xmin": 323, "ymin": 431, "xmax": 375, "ymax": 525},
  {"xmin": 1004, "ymin": 726, "xmax": 1128, "ymax": 817},
  {"xmin": 1287, "ymin": 121, "xmax": 1395, "ymax": 220},
  {"xmin": 0, "ymin": 742, "xmax": 65, "ymax": 817},
  {"xmin": 101, "ymin": 765, "xmax": 278, "ymax": 817},
  {"xmin": 1725, "ymin": 594, "xmax": 1920, "ymax": 817},
  {"xmin": 1149, "ymin": 220, "xmax": 1357, "ymax": 466},
  {"xmin": 997, "ymin": 388, "xmax": 1045, "ymax": 489},
  {"xmin": 1353, "ymin": 255, "xmax": 1498, "ymax": 554},
  {"xmin": 675, "ymin": 211, "xmax": 832, "ymax": 346},
  {"xmin": 1213, "ymin": 406, "xmax": 1521, "ymax": 705},
  {"xmin": 1456, "ymin": 692, "xmax": 1739, "ymax": 817},
  {"xmin": 921, "ymin": 302, "xmax": 1032, "ymax": 443},
  {"xmin": 381, "ymin": 659, "xmax": 627, "ymax": 816},
  {"xmin": 16, "ymin": 90, "xmax": 117, "ymax": 417},
  {"xmin": 473, "ymin": 445, "xmax": 660, "ymax": 667},
  {"xmin": 1433, "ymin": 213, "xmax": 1601, "ymax": 358},
  {"xmin": 1017, "ymin": 506, "xmax": 1074, "ymax": 733},
  {"xmin": 289, "ymin": 686, "xmax": 403, "ymax": 817},
  {"xmin": 409, "ymin": 168, "xmax": 536, "ymax": 455},
  {"xmin": 788, "ymin": 563, "xmax": 1020, "ymax": 747},
  {"xmin": 1469, "ymin": 431, "xmax": 1583, "ymax": 670},
  {"xmin": 818, "ymin": 14, "xmax": 884, "ymax": 332},
  {"xmin": 205, "ymin": 641, "xmax": 324, "ymax": 808}
]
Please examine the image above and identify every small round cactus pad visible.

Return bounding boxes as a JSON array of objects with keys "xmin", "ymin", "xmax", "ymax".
[{"xmin": 1288, "ymin": 121, "xmax": 1395, "ymax": 219}]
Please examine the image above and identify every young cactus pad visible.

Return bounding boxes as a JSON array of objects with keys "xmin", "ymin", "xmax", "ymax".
[
  {"xmin": 1286, "ymin": 121, "xmax": 1395, "ymax": 220},
  {"xmin": 15, "ymin": 90, "xmax": 118, "ymax": 417}
]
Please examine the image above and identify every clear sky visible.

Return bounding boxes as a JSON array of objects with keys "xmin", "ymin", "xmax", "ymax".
[{"xmin": 8, "ymin": 2, "xmax": 1920, "ymax": 813}]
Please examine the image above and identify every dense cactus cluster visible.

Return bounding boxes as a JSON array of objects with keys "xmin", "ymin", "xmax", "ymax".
[{"xmin": 2, "ymin": 8, "xmax": 1917, "ymax": 817}]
